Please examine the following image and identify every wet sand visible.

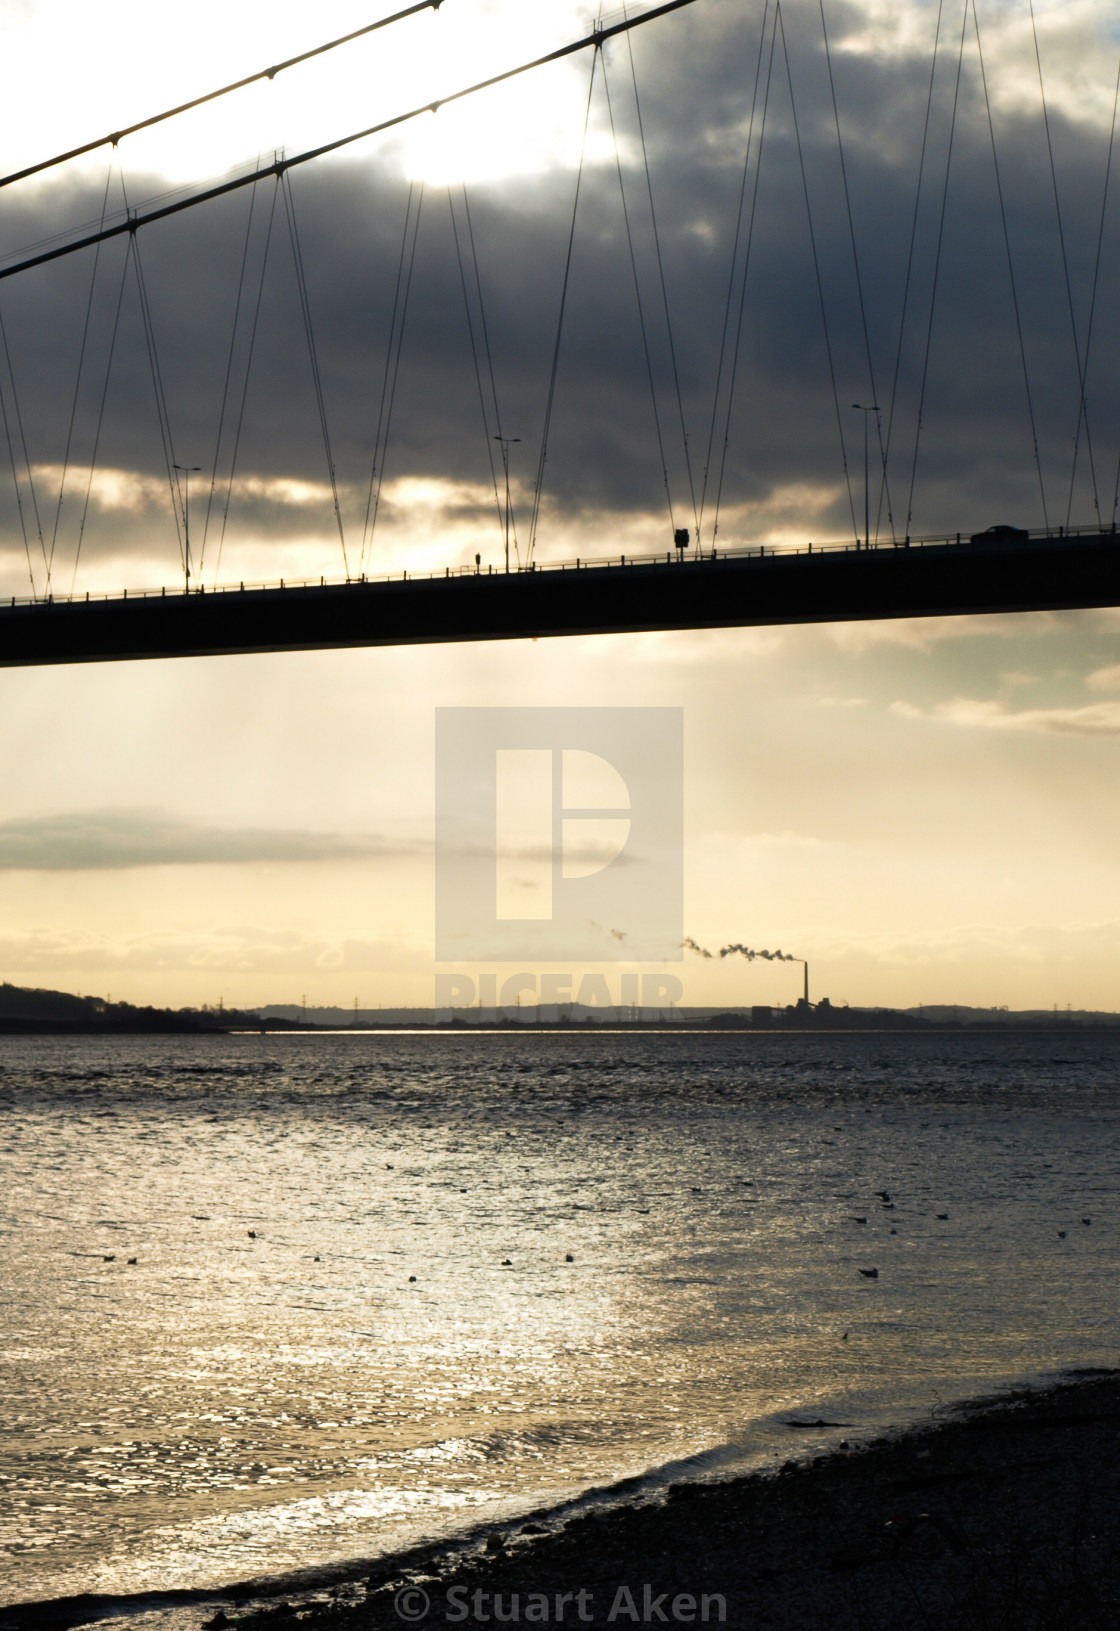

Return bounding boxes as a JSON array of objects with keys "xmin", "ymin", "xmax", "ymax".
[{"xmin": 9, "ymin": 1373, "xmax": 1120, "ymax": 1631}]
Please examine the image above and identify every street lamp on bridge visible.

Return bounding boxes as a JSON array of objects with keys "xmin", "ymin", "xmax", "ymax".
[
  {"xmin": 493, "ymin": 436, "xmax": 521, "ymax": 572},
  {"xmin": 173, "ymin": 463, "xmax": 202, "ymax": 593}
]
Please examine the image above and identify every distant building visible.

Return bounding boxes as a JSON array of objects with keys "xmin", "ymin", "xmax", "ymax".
[{"xmin": 751, "ymin": 1005, "xmax": 773, "ymax": 1025}]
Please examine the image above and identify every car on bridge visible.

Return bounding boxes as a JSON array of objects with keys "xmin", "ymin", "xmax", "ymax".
[{"xmin": 969, "ymin": 524, "xmax": 1030, "ymax": 545}]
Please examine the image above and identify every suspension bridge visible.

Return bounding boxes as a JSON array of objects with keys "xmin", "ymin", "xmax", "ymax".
[
  {"xmin": 0, "ymin": 525, "xmax": 1115, "ymax": 667},
  {"xmin": 2, "ymin": 0, "xmax": 1119, "ymax": 664}
]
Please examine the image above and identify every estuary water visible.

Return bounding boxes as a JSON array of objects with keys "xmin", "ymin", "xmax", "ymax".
[{"xmin": 3, "ymin": 1029, "xmax": 1120, "ymax": 1607}]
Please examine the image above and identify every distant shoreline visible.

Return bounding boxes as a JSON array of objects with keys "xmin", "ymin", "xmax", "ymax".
[
  {"xmin": 3, "ymin": 980, "xmax": 1116, "ymax": 1036},
  {"xmin": 3, "ymin": 1019, "xmax": 1120, "ymax": 1036}
]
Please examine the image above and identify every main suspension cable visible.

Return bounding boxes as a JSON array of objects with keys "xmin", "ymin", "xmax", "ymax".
[
  {"xmin": 0, "ymin": 0, "xmax": 448, "ymax": 192},
  {"xmin": 0, "ymin": 0, "xmax": 703, "ymax": 287}
]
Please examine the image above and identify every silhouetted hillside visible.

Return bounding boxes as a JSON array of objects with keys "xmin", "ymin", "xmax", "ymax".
[
  {"xmin": 0, "ymin": 982, "xmax": 304, "ymax": 1033},
  {"xmin": 0, "ymin": 982, "xmax": 93, "ymax": 1023}
]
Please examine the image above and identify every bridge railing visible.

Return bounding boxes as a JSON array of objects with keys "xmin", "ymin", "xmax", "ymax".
[{"xmin": 4, "ymin": 519, "xmax": 1115, "ymax": 609}]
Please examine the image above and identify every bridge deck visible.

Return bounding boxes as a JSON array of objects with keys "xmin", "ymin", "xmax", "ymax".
[{"xmin": 1, "ymin": 529, "xmax": 1116, "ymax": 666}]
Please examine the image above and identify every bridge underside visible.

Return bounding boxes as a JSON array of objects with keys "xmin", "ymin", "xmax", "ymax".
[{"xmin": 1, "ymin": 532, "xmax": 1117, "ymax": 666}]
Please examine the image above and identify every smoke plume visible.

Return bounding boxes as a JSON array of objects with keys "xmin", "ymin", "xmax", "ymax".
[{"xmin": 684, "ymin": 938, "xmax": 803, "ymax": 963}]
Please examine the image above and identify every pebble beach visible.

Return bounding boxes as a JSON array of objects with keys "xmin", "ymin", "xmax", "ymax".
[{"xmin": 317, "ymin": 1371, "xmax": 1120, "ymax": 1630}]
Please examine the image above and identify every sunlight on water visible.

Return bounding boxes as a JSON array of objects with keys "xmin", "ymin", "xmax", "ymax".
[{"xmin": 2, "ymin": 1031, "xmax": 1119, "ymax": 1603}]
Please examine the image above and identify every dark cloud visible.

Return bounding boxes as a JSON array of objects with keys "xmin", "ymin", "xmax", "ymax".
[
  {"xmin": 0, "ymin": 807, "xmax": 410, "ymax": 868},
  {"xmin": 1, "ymin": 0, "xmax": 1118, "ymax": 591}
]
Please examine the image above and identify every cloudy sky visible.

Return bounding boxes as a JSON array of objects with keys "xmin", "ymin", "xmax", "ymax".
[{"xmin": 2, "ymin": 0, "xmax": 1120, "ymax": 1012}]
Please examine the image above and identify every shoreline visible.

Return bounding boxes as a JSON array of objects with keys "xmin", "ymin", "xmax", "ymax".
[
  {"xmin": 9, "ymin": 1370, "xmax": 1120, "ymax": 1631},
  {"xmin": 5, "ymin": 1023, "xmax": 1120, "ymax": 1036}
]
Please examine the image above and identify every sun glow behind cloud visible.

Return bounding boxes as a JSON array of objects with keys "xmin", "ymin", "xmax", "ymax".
[
  {"xmin": 4, "ymin": 0, "xmax": 1118, "ymax": 211},
  {"xmin": 0, "ymin": 0, "xmax": 601, "ymax": 198},
  {"xmin": 0, "ymin": 467, "xmax": 856, "ymax": 599}
]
